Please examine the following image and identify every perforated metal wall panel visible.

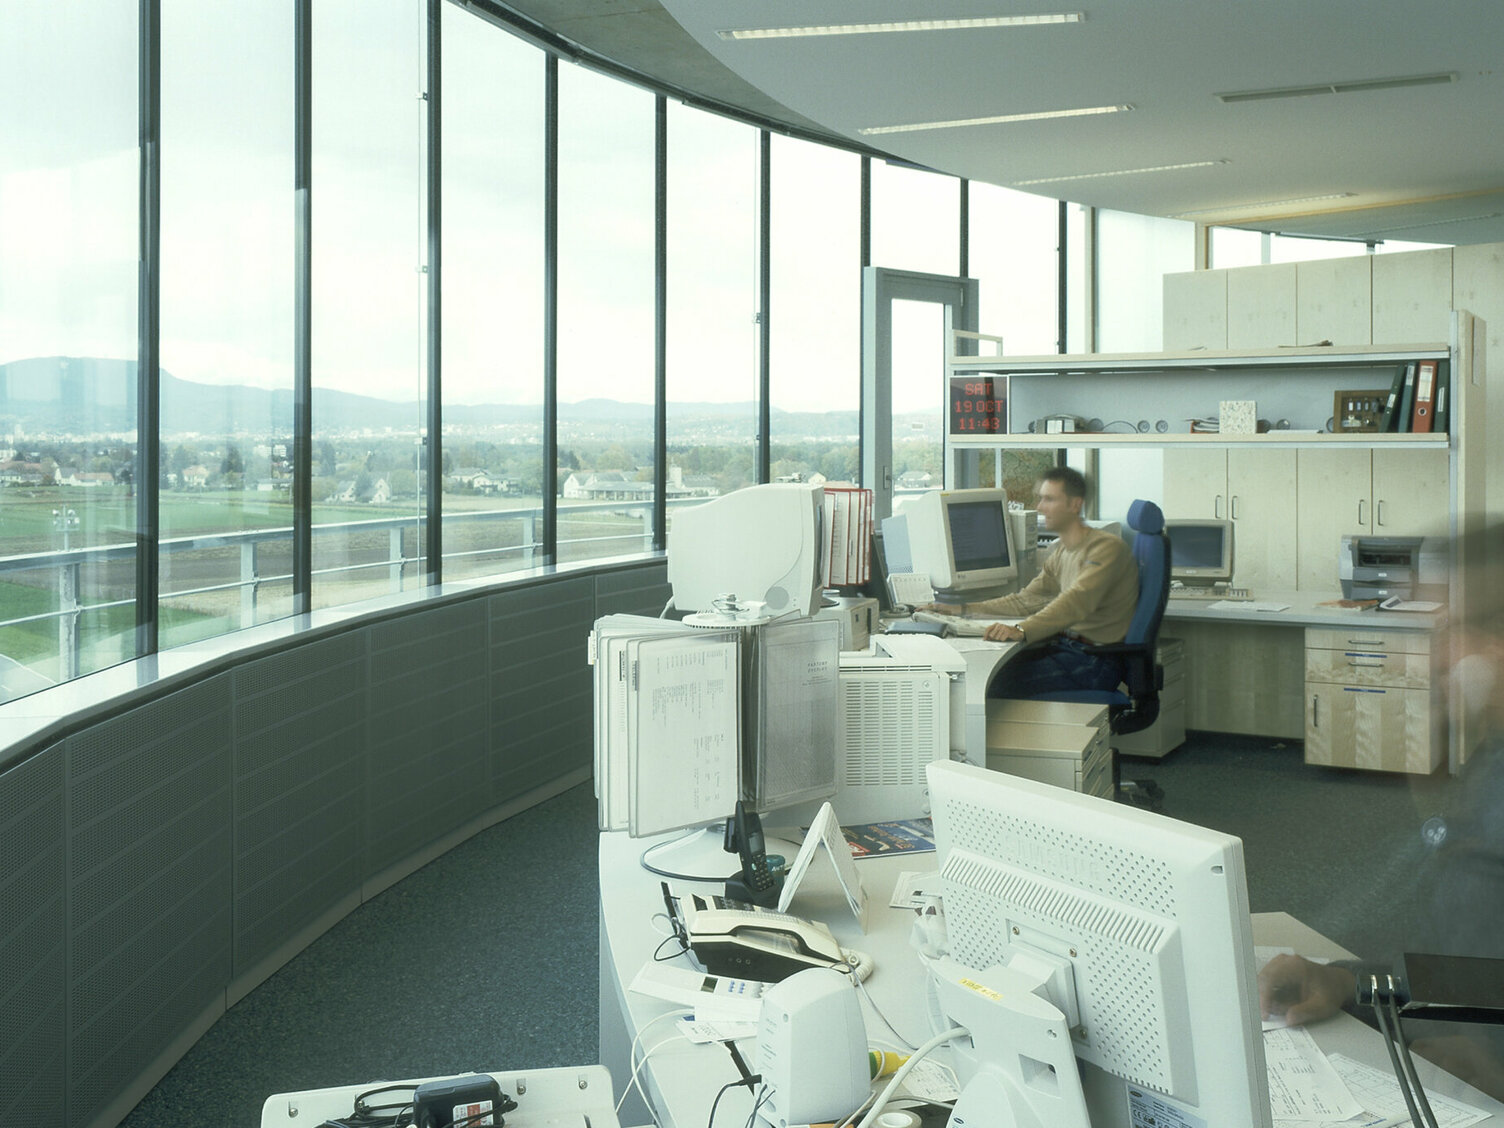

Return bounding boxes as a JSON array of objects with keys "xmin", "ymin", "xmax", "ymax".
[
  {"xmin": 490, "ymin": 577, "xmax": 596, "ymax": 797},
  {"xmin": 66, "ymin": 675, "xmax": 233, "ymax": 1128},
  {"xmin": 0, "ymin": 746, "xmax": 65, "ymax": 1125},
  {"xmin": 367, "ymin": 601, "xmax": 492, "ymax": 878},
  {"xmin": 232, "ymin": 631, "xmax": 368, "ymax": 978},
  {"xmin": 595, "ymin": 561, "xmax": 670, "ymax": 618}
]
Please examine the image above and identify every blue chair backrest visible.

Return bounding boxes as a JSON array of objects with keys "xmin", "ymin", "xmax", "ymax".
[{"xmin": 1123, "ymin": 499, "xmax": 1170, "ymax": 648}]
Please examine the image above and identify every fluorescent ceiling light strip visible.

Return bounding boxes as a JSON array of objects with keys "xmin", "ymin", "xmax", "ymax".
[
  {"xmin": 718, "ymin": 13, "xmax": 1082, "ymax": 40},
  {"xmin": 860, "ymin": 103, "xmax": 1129, "ymax": 136},
  {"xmin": 1216, "ymin": 72, "xmax": 1457, "ymax": 103},
  {"xmin": 1358, "ymin": 211, "xmax": 1503, "ymax": 236},
  {"xmin": 1170, "ymin": 192, "xmax": 1356, "ymax": 218},
  {"xmin": 1012, "ymin": 159, "xmax": 1227, "ymax": 186}
]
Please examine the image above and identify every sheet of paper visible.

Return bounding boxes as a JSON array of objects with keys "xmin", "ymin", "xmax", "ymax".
[
  {"xmin": 778, "ymin": 802, "xmax": 868, "ymax": 931},
  {"xmin": 1263, "ymin": 1026, "xmax": 1363, "ymax": 1121},
  {"xmin": 627, "ymin": 632, "xmax": 740, "ymax": 836},
  {"xmin": 1325, "ymin": 1053, "xmax": 1491, "ymax": 1128}
]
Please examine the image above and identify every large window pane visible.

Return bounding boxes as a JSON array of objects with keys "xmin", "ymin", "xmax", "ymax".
[
  {"xmin": 311, "ymin": 0, "xmax": 425, "ymax": 611},
  {"xmin": 557, "ymin": 65, "xmax": 656, "ymax": 564},
  {"xmin": 969, "ymin": 183, "xmax": 1059, "ymax": 355},
  {"xmin": 870, "ymin": 160, "xmax": 960, "ymax": 275},
  {"xmin": 159, "ymin": 2, "xmax": 295, "ymax": 647},
  {"xmin": 666, "ymin": 104, "xmax": 758, "ymax": 512},
  {"xmin": 1097, "ymin": 209, "xmax": 1194, "ymax": 352},
  {"xmin": 0, "ymin": 4, "xmax": 138, "ymax": 700},
  {"xmin": 769, "ymin": 136, "xmax": 860, "ymax": 486},
  {"xmin": 442, "ymin": 7, "xmax": 545, "ymax": 580}
]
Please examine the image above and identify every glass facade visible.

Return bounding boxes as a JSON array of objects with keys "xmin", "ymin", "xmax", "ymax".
[{"xmin": 2, "ymin": 1, "xmax": 1213, "ymax": 706}]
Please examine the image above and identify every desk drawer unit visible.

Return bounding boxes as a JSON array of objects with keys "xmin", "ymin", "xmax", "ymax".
[
  {"xmin": 1304, "ymin": 627, "xmax": 1441, "ymax": 774},
  {"xmin": 984, "ymin": 714, "xmax": 1112, "ymax": 800}
]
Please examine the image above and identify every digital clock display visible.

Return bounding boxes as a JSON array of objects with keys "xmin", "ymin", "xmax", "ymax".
[{"xmin": 949, "ymin": 376, "xmax": 1008, "ymax": 436}]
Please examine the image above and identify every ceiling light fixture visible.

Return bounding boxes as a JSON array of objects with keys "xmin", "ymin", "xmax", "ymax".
[
  {"xmin": 1169, "ymin": 192, "xmax": 1356, "ymax": 218},
  {"xmin": 860, "ymin": 103, "xmax": 1130, "ymax": 136},
  {"xmin": 717, "ymin": 13, "xmax": 1083, "ymax": 40},
  {"xmin": 1012, "ymin": 159, "xmax": 1227, "ymax": 186},
  {"xmin": 1216, "ymin": 72, "xmax": 1457, "ymax": 103}
]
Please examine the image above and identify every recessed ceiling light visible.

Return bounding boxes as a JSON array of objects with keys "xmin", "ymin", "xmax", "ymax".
[
  {"xmin": 717, "ymin": 13, "xmax": 1083, "ymax": 40},
  {"xmin": 860, "ymin": 103, "xmax": 1130, "ymax": 136},
  {"xmin": 1216, "ymin": 72, "xmax": 1457, "ymax": 103},
  {"xmin": 1169, "ymin": 192, "xmax": 1356, "ymax": 218},
  {"xmin": 1012, "ymin": 159, "xmax": 1228, "ymax": 186}
]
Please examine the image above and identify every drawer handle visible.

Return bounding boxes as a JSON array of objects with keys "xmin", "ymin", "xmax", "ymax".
[
  {"xmin": 1347, "ymin": 659, "xmax": 1386, "ymax": 668},
  {"xmin": 1346, "ymin": 638, "xmax": 1387, "ymax": 646}
]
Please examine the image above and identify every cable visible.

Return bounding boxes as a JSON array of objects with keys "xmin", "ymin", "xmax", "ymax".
[
  {"xmin": 706, "ymin": 1079, "xmax": 743, "ymax": 1128},
  {"xmin": 1385, "ymin": 985, "xmax": 1439, "ymax": 1128},
  {"xmin": 853, "ymin": 972, "xmax": 919, "ymax": 1051},
  {"xmin": 616, "ymin": 1008, "xmax": 694, "ymax": 1118},
  {"xmin": 640, "ymin": 829, "xmax": 726, "ymax": 881},
  {"xmin": 852, "ymin": 1025, "xmax": 969, "ymax": 1128},
  {"xmin": 1369, "ymin": 975, "xmax": 1430, "ymax": 1128}
]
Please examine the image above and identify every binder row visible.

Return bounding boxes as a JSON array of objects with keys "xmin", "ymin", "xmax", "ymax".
[
  {"xmin": 1378, "ymin": 359, "xmax": 1449, "ymax": 434},
  {"xmin": 822, "ymin": 486, "xmax": 874, "ymax": 588}
]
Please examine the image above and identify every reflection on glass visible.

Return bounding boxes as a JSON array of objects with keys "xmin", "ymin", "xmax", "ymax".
[
  {"xmin": 557, "ymin": 63, "xmax": 656, "ymax": 564},
  {"xmin": 769, "ymin": 136, "xmax": 860, "ymax": 487},
  {"xmin": 969, "ymin": 183, "xmax": 1059, "ymax": 356},
  {"xmin": 890, "ymin": 299, "xmax": 945, "ymax": 500},
  {"xmin": 442, "ymin": 6, "xmax": 546, "ymax": 581},
  {"xmin": 159, "ymin": 0, "xmax": 295, "ymax": 647},
  {"xmin": 871, "ymin": 160, "xmax": 960, "ymax": 276},
  {"xmin": 310, "ymin": 0, "xmax": 425, "ymax": 611},
  {"xmin": 666, "ymin": 103, "xmax": 758, "ymax": 524},
  {"xmin": 0, "ymin": 3, "xmax": 139, "ymax": 700}
]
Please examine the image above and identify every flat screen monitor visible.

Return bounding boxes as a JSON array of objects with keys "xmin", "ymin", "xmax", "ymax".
[
  {"xmin": 925, "ymin": 760, "xmax": 1271, "ymax": 1128},
  {"xmin": 902, "ymin": 489, "xmax": 1016, "ymax": 595},
  {"xmin": 1166, "ymin": 518, "xmax": 1234, "ymax": 585}
]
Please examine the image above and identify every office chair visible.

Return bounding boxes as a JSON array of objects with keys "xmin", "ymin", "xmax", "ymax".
[{"xmin": 1032, "ymin": 499, "xmax": 1171, "ymax": 803}]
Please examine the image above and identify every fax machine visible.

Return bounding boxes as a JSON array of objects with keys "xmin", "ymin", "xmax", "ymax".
[{"xmin": 1339, "ymin": 535, "xmax": 1438, "ymax": 600}]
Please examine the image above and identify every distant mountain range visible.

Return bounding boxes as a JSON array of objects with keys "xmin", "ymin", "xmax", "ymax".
[{"xmin": 0, "ymin": 356, "xmax": 861, "ymax": 438}]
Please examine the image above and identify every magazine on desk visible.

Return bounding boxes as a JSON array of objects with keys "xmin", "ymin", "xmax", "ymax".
[{"xmin": 835, "ymin": 817, "xmax": 935, "ymax": 858}]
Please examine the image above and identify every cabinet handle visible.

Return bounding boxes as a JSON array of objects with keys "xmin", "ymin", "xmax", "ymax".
[
  {"xmin": 1231, "ymin": 495, "xmax": 1240, "ymax": 520},
  {"xmin": 1347, "ymin": 638, "xmax": 1386, "ymax": 646},
  {"xmin": 1312, "ymin": 695, "xmax": 1319, "ymax": 728},
  {"xmin": 1214, "ymin": 495, "xmax": 1223, "ymax": 519},
  {"xmin": 1377, "ymin": 500, "xmax": 1386, "ymax": 527},
  {"xmin": 1347, "ymin": 659, "xmax": 1386, "ymax": 668},
  {"xmin": 1358, "ymin": 499, "xmax": 1367, "ymax": 526}
]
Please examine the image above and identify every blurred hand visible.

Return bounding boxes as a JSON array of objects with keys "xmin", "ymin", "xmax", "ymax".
[
  {"xmin": 916, "ymin": 602, "xmax": 962, "ymax": 615},
  {"xmin": 984, "ymin": 622, "xmax": 1026, "ymax": 642},
  {"xmin": 1259, "ymin": 954, "xmax": 1355, "ymax": 1026}
]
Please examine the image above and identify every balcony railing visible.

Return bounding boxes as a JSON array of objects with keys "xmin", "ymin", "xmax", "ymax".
[{"xmin": 0, "ymin": 498, "xmax": 686, "ymax": 697}]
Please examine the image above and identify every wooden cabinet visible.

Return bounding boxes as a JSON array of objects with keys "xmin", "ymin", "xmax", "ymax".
[
  {"xmin": 1304, "ymin": 627, "xmax": 1442, "ymax": 774},
  {"xmin": 1163, "ymin": 447, "xmax": 1297, "ymax": 590},
  {"xmin": 1294, "ymin": 447, "xmax": 1450, "ymax": 590}
]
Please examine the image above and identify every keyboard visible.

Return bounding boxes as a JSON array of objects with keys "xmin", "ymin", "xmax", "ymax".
[
  {"xmin": 911, "ymin": 610, "xmax": 1023, "ymax": 637},
  {"xmin": 1168, "ymin": 586, "xmax": 1253, "ymax": 602}
]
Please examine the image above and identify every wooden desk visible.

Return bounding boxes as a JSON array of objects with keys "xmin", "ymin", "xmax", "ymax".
[
  {"xmin": 598, "ymin": 830, "xmax": 1502, "ymax": 1128},
  {"xmin": 1164, "ymin": 591, "xmax": 1444, "ymax": 765}
]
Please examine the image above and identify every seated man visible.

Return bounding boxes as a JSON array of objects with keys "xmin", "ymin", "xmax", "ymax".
[{"xmin": 923, "ymin": 466, "xmax": 1139, "ymax": 698}]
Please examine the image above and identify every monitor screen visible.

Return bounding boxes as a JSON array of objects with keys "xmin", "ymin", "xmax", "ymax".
[
  {"xmin": 902, "ymin": 489, "xmax": 1017, "ymax": 595},
  {"xmin": 926, "ymin": 760, "xmax": 1271, "ymax": 1127},
  {"xmin": 1166, "ymin": 519, "xmax": 1233, "ymax": 584}
]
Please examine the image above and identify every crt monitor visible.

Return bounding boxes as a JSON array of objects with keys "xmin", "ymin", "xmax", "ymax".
[
  {"xmin": 1166, "ymin": 518, "xmax": 1234, "ymax": 586},
  {"xmin": 668, "ymin": 483, "xmax": 825, "ymax": 617},
  {"xmin": 902, "ymin": 489, "xmax": 1016, "ymax": 595},
  {"xmin": 924, "ymin": 760, "xmax": 1270, "ymax": 1128}
]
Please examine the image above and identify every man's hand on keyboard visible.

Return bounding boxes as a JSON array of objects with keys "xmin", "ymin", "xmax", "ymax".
[
  {"xmin": 916, "ymin": 602, "xmax": 962, "ymax": 616},
  {"xmin": 984, "ymin": 622, "xmax": 1026, "ymax": 643}
]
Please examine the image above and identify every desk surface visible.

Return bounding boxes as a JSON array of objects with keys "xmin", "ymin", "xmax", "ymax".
[
  {"xmin": 1165, "ymin": 589, "xmax": 1445, "ymax": 630},
  {"xmin": 600, "ymin": 829, "xmax": 1502, "ymax": 1128}
]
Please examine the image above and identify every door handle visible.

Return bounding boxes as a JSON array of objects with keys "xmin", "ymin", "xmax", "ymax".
[
  {"xmin": 1231, "ymin": 495, "xmax": 1240, "ymax": 520},
  {"xmin": 1358, "ymin": 499, "xmax": 1367, "ymax": 526},
  {"xmin": 1377, "ymin": 500, "xmax": 1386, "ymax": 527},
  {"xmin": 1311, "ymin": 695, "xmax": 1319, "ymax": 728},
  {"xmin": 1214, "ymin": 495, "xmax": 1223, "ymax": 519}
]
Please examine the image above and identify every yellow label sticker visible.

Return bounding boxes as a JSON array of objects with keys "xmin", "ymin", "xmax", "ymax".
[{"xmin": 958, "ymin": 977, "xmax": 1003, "ymax": 1002}]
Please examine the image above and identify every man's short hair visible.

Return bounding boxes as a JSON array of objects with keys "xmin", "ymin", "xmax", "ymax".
[{"xmin": 1040, "ymin": 465, "xmax": 1088, "ymax": 501}]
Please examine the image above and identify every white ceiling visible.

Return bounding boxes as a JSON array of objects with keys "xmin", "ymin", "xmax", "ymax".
[{"xmin": 484, "ymin": 0, "xmax": 1504, "ymax": 247}]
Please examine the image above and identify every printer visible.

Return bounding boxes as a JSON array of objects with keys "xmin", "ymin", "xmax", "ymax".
[{"xmin": 1339, "ymin": 535, "xmax": 1425, "ymax": 600}]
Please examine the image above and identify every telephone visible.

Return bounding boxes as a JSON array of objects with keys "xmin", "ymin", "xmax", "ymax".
[
  {"xmin": 667, "ymin": 887, "xmax": 850, "ymax": 982},
  {"xmin": 724, "ymin": 800, "xmax": 781, "ymax": 906}
]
